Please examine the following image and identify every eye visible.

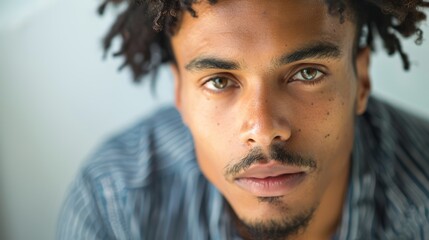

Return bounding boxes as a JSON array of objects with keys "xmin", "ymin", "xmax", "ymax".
[
  {"xmin": 291, "ymin": 68, "xmax": 324, "ymax": 82},
  {"xmin": 203, "ymin": 76, "xmax": 237, "ymax": 92}
]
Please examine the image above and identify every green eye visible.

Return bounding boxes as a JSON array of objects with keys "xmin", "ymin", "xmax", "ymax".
[
  {"xmin": 292, "ymin": 68, "xmax": 324, "ymax": 81},
  {"xmin": 301, "ymin": 68, "xmax": 318, "ymax": 80}
]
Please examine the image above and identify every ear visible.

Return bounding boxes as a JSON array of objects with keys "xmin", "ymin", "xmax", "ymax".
[
  {"xmin": 355, "ymin": 47, "xmax": 371, "ymax": 115},
  {"xmin": 171, "ymin": 64, "xmax": 182, "ymax": 111}
]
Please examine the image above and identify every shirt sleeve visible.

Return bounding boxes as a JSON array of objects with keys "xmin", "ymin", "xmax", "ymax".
[{"xmin": 56, "ymin": 170, "xmax": 113, "ymax": 240}]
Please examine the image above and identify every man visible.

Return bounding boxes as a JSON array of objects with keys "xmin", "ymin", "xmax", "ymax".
[{"xmin": 57, "ymin": 0, "xmax": 429, "ymax": 239}]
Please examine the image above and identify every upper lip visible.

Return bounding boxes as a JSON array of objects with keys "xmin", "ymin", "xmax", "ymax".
[{"xmin": 234, "ymin": 161, "xmax": 307, "ymax": 179}]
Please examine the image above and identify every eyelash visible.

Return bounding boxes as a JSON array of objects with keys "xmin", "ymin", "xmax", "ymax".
[{"xmin": 202, "ymin": 67, "xmax": 326, "ymax": 94}]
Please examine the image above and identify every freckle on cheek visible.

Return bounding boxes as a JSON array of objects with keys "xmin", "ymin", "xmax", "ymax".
[
  {"xmin": 327, "ymin": 111, "xmax": 330, "ymax": 116},
  {"xmin": 324, "ymin": 134, "xmax": 330, "ymax": 139},
  {"xmin": 311, "ymin": 102, "xmax": 314, "ymax": 106}
]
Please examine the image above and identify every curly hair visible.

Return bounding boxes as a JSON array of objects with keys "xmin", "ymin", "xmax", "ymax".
[{"xmin": 97, "ymin": 0, "xmax": 429, "ymax": 83}]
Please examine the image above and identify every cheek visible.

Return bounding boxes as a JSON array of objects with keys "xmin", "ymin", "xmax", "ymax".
[
  {"xmin": 191, "ymin": 123, "xmax": 235, "ymax": 195},
  {"xmin": 180, "ymin": 90, "xmax": 232, "ymax": 184},
  {"xmin": 180, "ymin": 79, "xmax": 234, "ymax": 137},
  {"xmin": 298, "ymin": 76, "xmax": 356, "ymax": 178},
  {"xmin": 285, "ymin": 69, "xmax": 356, "ymax": 166}
]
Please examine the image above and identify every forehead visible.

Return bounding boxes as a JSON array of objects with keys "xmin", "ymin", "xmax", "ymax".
[{"xmin": 171, "ymin": 0, "xmax": 356, "ymax": 66}]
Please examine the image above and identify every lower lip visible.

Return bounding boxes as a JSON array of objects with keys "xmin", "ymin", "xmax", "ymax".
[{"xmin": 234, "ymin": 173, "xmax": 306, "ymax": 197}]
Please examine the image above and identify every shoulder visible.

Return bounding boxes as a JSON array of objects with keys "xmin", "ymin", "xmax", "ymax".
[
  {"xmin": 361, "ymin": 97, "xmax": 429, "ymax": 238},
  {"xmin": 363, "ymin": 96, "xmax": 429, "ymax": 140},
  {"xmin": 57, "ymin": 106, "xmax": 200, "ymax": 239},
  {"xmin": 363, "ymin": 97, "xmax": 429, "ymax": 193},
  {"xmin": 362, "ymin": 96, "xmax": 429, "ymax": 163},
  {"xmin": 81, "ymin": 106, "xmax": 195, "ymax": 189}
]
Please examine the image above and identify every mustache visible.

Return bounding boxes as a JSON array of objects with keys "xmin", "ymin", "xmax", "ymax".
[{"xmin": 224, "ymin": 143, "xmax": 317, "ymax": 178}]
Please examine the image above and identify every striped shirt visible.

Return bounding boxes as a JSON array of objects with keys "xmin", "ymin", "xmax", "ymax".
[{"xmin": 56, "ymin": 96, "xmax": 429, "ymax": 240}]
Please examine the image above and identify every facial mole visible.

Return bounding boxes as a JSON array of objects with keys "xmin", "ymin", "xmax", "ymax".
[
  {"xmin": 328, "ymin": 98, "xmax": 334, "ymax": 102},
  {"xmin": 341, "ymin": 101, "xmax": 344, "ymax": 106},
  {"xmin": 298, "ymin": 128, "xmax": 301, "ymax": 132},
  {"xmin": 327, "ymin": 111, "xmax": 330, "ymax": 116},
  {"xmin": 311, "ymin": 102, "xmax": 314, "ymax": 106},
  {"xmin": 324, "ymin": 134, "xmax": 330, "ymax": 139}
]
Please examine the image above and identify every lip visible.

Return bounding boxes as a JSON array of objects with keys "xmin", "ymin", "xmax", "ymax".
[{"xmin": 233, "ymin": 162, "xmax": 308, "ymax": 197}]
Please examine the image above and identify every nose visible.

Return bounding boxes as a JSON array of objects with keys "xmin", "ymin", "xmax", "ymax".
[{"xmin": 239, "ymin": 88, "xmax": 292, "ymax": 147}]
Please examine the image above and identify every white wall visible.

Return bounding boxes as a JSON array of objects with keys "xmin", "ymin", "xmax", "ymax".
[
  {"xmin": 0, "ymin": 1, "xmax": 428, "ymax": 240},
  {"xmin": 0, "ymin": 1, "xmax": 173, "ymax": 240},
  {"xmin": 370, "ymin": 22, "xmax": 429, "ymax": 118}
]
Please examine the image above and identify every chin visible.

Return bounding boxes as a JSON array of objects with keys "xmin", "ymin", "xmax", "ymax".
[
  {"xmin": 229, "ymin": 194, "xmax": 296, "ymax": 221},
  {"xmin": 231, "ymin": 202, "xmax": 317, "ymax": 240}
]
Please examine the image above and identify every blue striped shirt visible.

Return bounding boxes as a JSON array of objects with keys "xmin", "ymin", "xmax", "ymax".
[{"xmin": 56, "ymin": 96, "xmax": 429, "ymax": 239}]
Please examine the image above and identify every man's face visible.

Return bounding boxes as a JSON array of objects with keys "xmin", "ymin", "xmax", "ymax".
[{"xmin": 171, "ymin": 0, "xmax": 370, "ymax": 237}]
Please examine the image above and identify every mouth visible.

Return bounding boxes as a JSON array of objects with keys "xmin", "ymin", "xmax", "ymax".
[{"xmin": 233, "ymin": 162, "xmax": 308, "ymax": 197}]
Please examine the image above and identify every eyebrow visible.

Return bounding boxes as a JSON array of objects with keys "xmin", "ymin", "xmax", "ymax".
[
  {"xmin": 185, "ymin": 57, "xmax": 239, "ymax": 71},
  {"xmin": 184, "ymin": 41, "xmax": 341, "ymax": 72},
  {"xmin": 276, "ymin": 42, "xmax": 342, "ymax": 66}
]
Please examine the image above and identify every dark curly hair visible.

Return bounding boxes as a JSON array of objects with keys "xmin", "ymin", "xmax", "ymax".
[{"xmin": 97, "ymin": 0, "xmax": 429, "ymax": 83}]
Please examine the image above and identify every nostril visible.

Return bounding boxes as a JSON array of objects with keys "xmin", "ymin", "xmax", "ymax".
[
  {"xmin": 273, "ymin": 135, "xmax": 282, "ymax": 141},
  {"xmin": 240, "ymin": 115, "xmax": 292, "ymax": 147},
  {"xmin": 246, "ymin": 138, "xmax": 256, "ymax": 146}
]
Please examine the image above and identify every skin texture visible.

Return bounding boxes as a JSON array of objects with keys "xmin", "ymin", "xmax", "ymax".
[{"xmin": 170, "ymin": 0, "xmax": 371, "ymax": 239}]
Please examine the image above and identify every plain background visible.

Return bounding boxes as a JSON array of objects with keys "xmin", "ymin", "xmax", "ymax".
[{"xmin": 0, "ymin": 0, "xmax": 428, "ymax": 239}]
